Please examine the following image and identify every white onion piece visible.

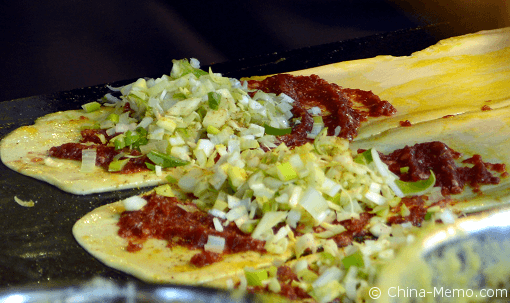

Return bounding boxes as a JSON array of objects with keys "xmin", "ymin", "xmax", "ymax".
[
  {"xmin": 299, "ymin": 187, "xmax": 328, "ymax": 223},
  {"xmin": 312, "ymin": 266, "xmax": 343, "ymax": 288},
  {"xmin": 251, "ymin": 211, "xmax": 287, "ymax": 240},
  {"xmin": 123, "ymin": 196, "xmax": 147, "ymax": 211},
  {"xmin": 137, "ymin": 116, "xmax": 154, "ymax": 129},
  {"xmin": 286, "ymin": 209, "xmax": 301, "ymax": 228},
  {"xmin": 208, "ymin": 209, "xmax": 227, "ymax": 219},
  {"xmin": 226, "ymin": 206, "xmax": 247, "ymax": 221},
  {"xmin": 81, "ymin": 149, "xmax": 97, "ymax": 173},
  {"xmin": 213, "ymin": 217, "xmax": 224, "ymax": 232},
  {"xmin": 365, "ymin": 192, "xmax": 387, "ymax": 205},
  {"xmin": 204, "ymin": 235, "xmax": 225, "ymax": 253},
  {"xmin": 370, "ymin": 148, "xmax": 404, "ymax": 197},
  {"xmin": 439, "ymin": 209, "xmax": 456, "ymax": 224},
  {"xmin": 155, "ymin": 165, "xmax": 162, "ymax": 177}
]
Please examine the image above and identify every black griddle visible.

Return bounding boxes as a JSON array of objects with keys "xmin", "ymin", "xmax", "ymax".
[{"xmin": 0, "ymin": 21, "xmax": 498, "ymax": 288}]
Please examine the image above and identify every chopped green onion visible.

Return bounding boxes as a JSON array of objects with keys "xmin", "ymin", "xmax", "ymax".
[
  {"xmin": 113, "ymin": 136, "xmax": 126, "ymax": 150},
  {"xmin": 342, "ymin": 250, "xmax": 364, "ymax": 270},
  {"xmin": 172, "ymin": 93, "xmax": 187, "ymax": 100},
  {"xmin": 208, "ymin": 91, "xmax": 221, "ymax": 110},
  {"xmin": 264, "ymin": 124, "xmax": 292, "ymax": 136},
  {"xmin": 82, "ymin": 101, "xmax": 101, "ymax": 113},
  {"xmin": 424, "ymin": 212, "xmax": 433, "ymax": 220},
  {"xmin": 206, "ymin": 125, "xmax": 221, "ymax": 135},
  {"xmin": 108, "ymin": 159, "xmax": 129, "ymax": 172},
  {"xmin": 313, "ymin": 116, "xmax": 324, "ymax": 124},
  {"xmin": 244, "ymin": 267, "xmax": 268, "ymax": 286},
  {"xmin": 107, "ymin": 113, "xmax": 119, "ymax": 123},
  {"xmin": 395, "ymin": 171, "xmax": 436, "ymax": 196},
  {"xmin": 155, "ymin": 184, "xmax": 175, "ymax": 197},
  {"xmin": 172, "ymin": 59, "xmax": 208, "ymax": 79},
  {"xmin": 353, "ymin": 149, "xmax": 373, "ymax": 165},
  {"xmin": 145, "ymin": 162, "xmax": 155, "ymax": 170},
  {"xmin": 147, "ymin": 151, "xmax": 189, "ymax": 168},
  {"xmin": 400, "ymin": 166, "xmax": 410, "ymax": 173},
  {"xmin": 124, "ymin": 130, "xmax": 140, "ymax": 146},
  {"xmin": 297, "ymin": 269, "xmax": 319, "ymax": 283},
  {"xmin": 276, "ymin": 162, "xmax": 298, "ymax": 181}
]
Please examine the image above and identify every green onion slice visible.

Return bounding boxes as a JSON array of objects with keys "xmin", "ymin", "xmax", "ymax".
[
  {"xmin": 353, "ymin": 149, "xmax": 374, "ymax": 165},
  {"xmin": 108, "ymin": 159, "xmax": 129, "ymax": 172},
  {"xmin": 106, "ymin": 113, "xmax": 119, "ymax": 123},
  {"xmin": 147, "ymin": 151, "xmax": 189, "ymax": 168},
  {"xmin": 342, "ymin": 250, "xmax": 364, "ymax": 270},
  {"xmin": 264, "ymin": 124, "xmax": 292, "ymax": 136},
  {"xmin": 82, "ymin": 101, "xmax": 101, "ymax": 113},
  {"xmin": 395, "ymin": 170, "xmax": 436, "ymax": 196},
  {"xmin": 244, "ymin": 268, "xmax": 268, "ymax": 286},
  {"xmin": 207, "ymin": 91, "xmax": 221, "ymax": 110}
]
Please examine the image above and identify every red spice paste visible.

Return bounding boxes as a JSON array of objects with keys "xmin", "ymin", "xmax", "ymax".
[
  {"xmin": 248, "ymin": 266, "xmax": 311, "ymax": 300},
  {"xmin": 376, "ymin": 141, "xmax": 505, "ymax": 195},
  {"xmin": 248, "ymin": 74, "xmax": 396, "ymax": 146},
  {"xmin": 117, "ymin": 193, "xmax": 266, "ymax": 267},
  {"xmin": 48, "ymin": 138, "xmax": 150, "ymax": 174}
]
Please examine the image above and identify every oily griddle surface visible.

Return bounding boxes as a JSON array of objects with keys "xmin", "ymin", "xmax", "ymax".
[{"xmin": 0, "ymin": 22, "xmax": 493, "ymax": 287}]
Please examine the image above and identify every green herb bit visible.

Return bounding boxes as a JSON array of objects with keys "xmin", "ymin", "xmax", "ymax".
[
  {"xmin": 264, "ymin": 124, "xmax": 292, "ymax": 136},
  {"xmin": 173, "ymin": 59, "xmax": 208, "ymax": 78},
  {"xmin": 113, "ymin": 136, "xmax": 126, "ymax": 150},
  {"xmin": 244, "ymin": 268, "xmax": 269, "ymax": 286},
  {"xmin": 147, "ymin": 151, "xmax": 189, "ymax": 168},
  {"xmin": 107, "ymin": 113, "xmax": 119, "ymax": 123},
  {"xmin": 353, "ymin": 149, "xmax": 373, "ymax": 165},
  {"xmin": 82, "ymin": 101, "xmax": 101, "ymax": 113},
  {"xmin": 124, "ymin": 130, "xmax": 140, "ymax": 146},
  {"xmin": 208, "ymin": 91, "xmax": 221, "ymax": 110},
  {"xmin": 342, "ymin": 250, "xmax": 364, "ymax": 270},
  {"xmin": 395, "ymin": 171, "xmax": 436, "ymax": 196},
  {"xmin": 172, "ymin": 93, "xmax": 187, "ymax": 100},
  {"xmin": 108, "ymin": 159, "xmax": 129, "ymax": 172}
]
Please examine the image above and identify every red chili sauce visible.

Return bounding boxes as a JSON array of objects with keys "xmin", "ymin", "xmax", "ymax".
[
  {"xmin": 247, "ymin": 266, "xmax": 311, "ymax": 300},
  {"xmin": 48, "ymin": 129, "xmax": 150, "ymax": 174},
  {"xmin": 248, "ymin": 74, "xmax": 396, "ymax": 146},
  {"xmin": 387, "ymin": 196, "xmax": 454, "ymax": 227},
  {"xmin": 375, "ymin": 141, "xmax": 506, "ymax": 195},
  {"xmin": 117, "ymin": 193, "xmax": 266, "ymax": 267},
  {"xmin": 399, "ymin": 120, "xmax": 412, "ymax": 127}
]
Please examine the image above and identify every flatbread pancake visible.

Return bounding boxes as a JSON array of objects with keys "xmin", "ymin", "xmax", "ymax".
[
  {"xmin": 72, "ymin": 196, "xmax": 293, "ymax": 285},
  {"xmin": 0, "ymin": 108, "xmax": 172, "ymax": 194}
]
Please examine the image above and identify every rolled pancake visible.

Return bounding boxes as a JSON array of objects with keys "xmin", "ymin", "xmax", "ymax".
[
  {"xmin": 289, "ymin": 27, "xmax": 510, "ymax": 140},
  {"xmin": 72, "ymin": 197, "xmax": 293, "ymax": 286}
]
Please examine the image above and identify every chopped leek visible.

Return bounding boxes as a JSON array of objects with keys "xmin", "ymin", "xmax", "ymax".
[
  {"xmin": 395, "ymin": 171, "xmax": 436, "ymax": 196},
  {"xmin": 107, "ymin": 113, "xmax": 119, "ymax": 123},
  {"xmin": 147, "ymin": 151, "xmax": 189, "ymax": 168},
  {"xmin": 82, "ymin": 101, "xmax": 101, "ymax": 113},
  {"xmin": 263, "ymin": 123, "xmax": 292, "ymax": 136},
  {"xmin": 353, "ymin": 149, "xmax": 373, "ymax": 165},
  {"xmin": 244, "ymin": 267, "xmax": 268, "ymax": 286},
  {"xmin": 342, "ymin": 251, "xmax": 364, "ymax": 270},
  {"xmin": 171, "ymin": 58, "xmax": 208, "ymax": 79},
  {"xmin": 208, "ymin": 91, "xmax": 221, "ymax": 110},
  {"xmin": 276, "ymin": 162, "xmax": 298, "ymax": 181},
  {"xmin": 108, "ymin": 159, "xmax": 129, "ymax": 172}
]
